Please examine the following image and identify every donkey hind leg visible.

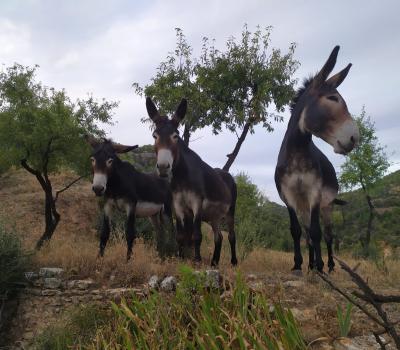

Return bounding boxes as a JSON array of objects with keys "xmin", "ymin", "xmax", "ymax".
[
  {"xmin": 210, "ymin": 221, "xmax": 223, "ymax": 267},
  {"xmin": 99, "ymin": 200, "xmax": 113, "ymax": 257},
  {"xmin": 288, "ymin": 207, "xmax": 303, "ymax": 271},
  {"xmin": 176, "ymin": 214, "xmax": 193, "ymax": 259},
  {"xmin": 226, "ymin": 214, "xmax": 238, "ymax": 266},
  {"xmin": 309, "ymin": 205, "xmax": 324, "ymax": 272},
  {"xmin": 321, "ymin": 204, "xmax": 335, "ymax": 272},
  {"xmin": 149, "ymin": 214, "xmax": 166, "ymax": 259},
  {"xmin": 125, "ymin": 207, "xmax": 137, "ymax": 261}
]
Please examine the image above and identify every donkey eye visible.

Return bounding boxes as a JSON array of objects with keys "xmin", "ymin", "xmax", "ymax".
[
  {"xmin": 90, "ymin": 157, "xmax": 95, "ymax": 164},
  {"xmin": 106, "ymin": 158, "xmax": 113, "ymax": 167},
  {"xmin": 172, "ymin": 133, "xmax": 178, "ymax": 140},
  {"xmin": 152, "ymin": 132, "xmax": 159, "ymax": 140},
  {"xmin": 327, "ymin": 95, "xmax": 339, "ymax": 102}
]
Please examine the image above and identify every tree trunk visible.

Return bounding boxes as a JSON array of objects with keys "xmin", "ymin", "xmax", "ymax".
[
  {"xmin": 359, "ymin": 175, "xmax": 374, "ymax": 249},
  {"xmin": 183, "ymin": 124, "xmax": 191, "ymax": 146},
  {"xmin": 222, "ymin": 120, "xmax": 252, "ymax": 172},
  {"xmin": 20, "ymin": 159, "xmax": 61, "ymax": 249}
]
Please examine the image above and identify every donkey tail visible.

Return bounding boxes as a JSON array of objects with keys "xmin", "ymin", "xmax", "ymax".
[{"xmin": 333, "ymin": 198, "xmax": 347, "ymax": 206}]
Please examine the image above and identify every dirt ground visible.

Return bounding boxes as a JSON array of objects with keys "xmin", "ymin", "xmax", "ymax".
[{"xmin": 1, "ymin": 169, "xmax": 400, "ymax": 348}]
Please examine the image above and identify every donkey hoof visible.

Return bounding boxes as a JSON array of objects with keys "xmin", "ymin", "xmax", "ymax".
[
  {"xmin": 291, "ymin": 269, "xmax": 303, "ymax": 277},
  {"xmin": 231, "ymin": 257, "xmax": 238, "ymax": 266},
  {"xmin": 211, "ymin": 260, "xmax": 219, "ymax": 267},
  {"xmin": 328, "ymin": 266, "xmax": 335, "ymax": 273}
]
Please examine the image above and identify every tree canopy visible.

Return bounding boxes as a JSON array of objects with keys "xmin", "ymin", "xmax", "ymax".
[{"xmin": 0, "ymin": 64, "xmax": 116, "ymax": 247}]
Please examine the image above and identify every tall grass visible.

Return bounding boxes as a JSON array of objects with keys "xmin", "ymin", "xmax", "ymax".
[{"xmin": 89, "ymin": 266, "xmax": 307, "ymax": 350}]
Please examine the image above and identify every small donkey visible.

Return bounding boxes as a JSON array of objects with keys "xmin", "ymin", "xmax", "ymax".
[{"xmin": 86, "ymin": 136, "xmax": 175, "ymax": 260}]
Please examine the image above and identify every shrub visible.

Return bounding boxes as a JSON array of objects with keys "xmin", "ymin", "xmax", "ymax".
[{"xmin": 33, "ymin": 304, "xmax": 111, "ymax": 350}]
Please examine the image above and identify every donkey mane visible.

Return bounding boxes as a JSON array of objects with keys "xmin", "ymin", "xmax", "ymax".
[{"xmin": 290, "ymin": 76, "xmax": 315, "ymax": 113}]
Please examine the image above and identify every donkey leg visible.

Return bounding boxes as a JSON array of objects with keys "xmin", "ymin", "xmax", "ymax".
[
  {"xmin": 176, "ymin": 218, "xmax": 185, "ymax": 259},
  {"xmin": 210, "ymin": 222, "xmax": 223, "ymax": 267},
  {"xmin": 306, "ymin": 231, "xmax": 315, "ymax": 271},
  {"xmin": 309, "ymin": 205, "xmax": 324, "ymax": 272},
  {"xmin": 321, "ymin": 205, "xmax": 335, "ymax": 272},
  {"xmin": 99, "ymin": 200, "xmax": 113, "ymax": 257},
  {"xmin": 288, "ymin": 207, "xmax": 303, "ymax": 271},
  {"xmin": 226, "ymin": 214, "xmax": 238, "ymax": 266},
  {"xmin": 192, "ymin": 215, "xmax": 202, "ymax": 262},
  {"xmin": 125, "ymin": 208, "xmax": 137, "ymax": 261}
]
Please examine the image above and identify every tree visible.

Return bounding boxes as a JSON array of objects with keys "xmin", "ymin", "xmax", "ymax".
[
  {"xmin": 134, "ymin": 26, "xmax": 298, "ymax": 170},
  {"xmin": 133, "ymin": 28, "xmax": 209, "ymax": 146},
  {"xmin": 339, "ymin": 107, "xmax": 390, "ymax": 250},
  {"xmin": 0, "ymin": 64, "xmax": 115, "ymax": 248},
  {"xmin": 198, "ymin": 25, "xmax": 298, "ymax": 170}
]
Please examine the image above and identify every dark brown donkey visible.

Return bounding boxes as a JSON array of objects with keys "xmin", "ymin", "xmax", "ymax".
[
  {"xmin": 275, "ymin": 46, "xmax": 359, "ymax": 273},
  {"xmin": 145, "ymin": 97, "xmax": 238, "ymax": 266},
  {"xmin": 86, "ymin": 137, "xmax": 174, "ymax": 260}
]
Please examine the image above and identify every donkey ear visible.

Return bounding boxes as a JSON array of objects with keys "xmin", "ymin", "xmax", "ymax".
[
  {"xmin": 146, "ymin": 97, "xmax": 161, "ymax": 123},
  {"xmin": 84, "ymin": 134, "xmax": 100, "ymax": 148},
  {"xmin": 172, "ymin": 98, "xmax": 187, "ymax": 125},
  {"xmin": 112, "ymin": 143, "xmax": 139, "ymax": 154},
  {"xmin": 325, "ymin": 63, "xmax": 352, "ymax": 88},
  {"xmin": 313, "ymin": 46, "xmax": 340, "ymax": 87}
]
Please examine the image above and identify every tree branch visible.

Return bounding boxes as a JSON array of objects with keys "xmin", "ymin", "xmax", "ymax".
[{"xmin": 54, "ymin": 175, "xmax": 86, "ymax": 202}]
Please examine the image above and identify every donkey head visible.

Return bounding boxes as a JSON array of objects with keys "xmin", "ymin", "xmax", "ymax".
[
  {"xmin": 146, "ymin": 97, "xmax": 187, "ymax": 178},
  {"xmin": 297, "ymin": 46, "xmax": 359, "ymax": 154},
  {"xmin": 85, "ymin": 136, "xmax": 138, "ymax": 196}
]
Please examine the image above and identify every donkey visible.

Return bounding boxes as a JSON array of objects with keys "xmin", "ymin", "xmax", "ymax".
[
  {"xmin": 86, "ymin": 137, "xmax": 174, "ymax": 260},
  {"xmin": 145, "ymin": 97, "xmax": 238, "ymax": 266},
  {"xmin": 275, "ymin": 46, "xmax": 359, "ymax": 273}
]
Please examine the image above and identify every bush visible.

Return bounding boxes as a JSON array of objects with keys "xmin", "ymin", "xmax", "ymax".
[
  {"xmin": 0, "ymin": 224, "xmax": 30, "ymax": 338},
  {"xmin": 0, "ymin": 224, "xmax": 29, "ymax": 297},
  {"xmin": 33, "ymin": 304, "xmax": 111, "ymax": 350}
]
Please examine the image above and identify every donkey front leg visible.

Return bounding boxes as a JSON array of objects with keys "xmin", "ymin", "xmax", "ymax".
[
  {"xmin": 211, "ymin": 222, "xmax": 223, "ymax": 267},
  {"xmin": 288, "ymin": 207, "xmax": 303, "ymax": 271},
  {"xmin": 99, "ymin": 200, "xmax": 113, "ymax": 257},
  {"xmin": 125, "ymin": 204, "xmax": 137, "ymax": 261},
  {"xmin": 321, "ymin": 205, "xmax": 335, "ymax": 272},
  {"xmin": 193, "ymin": 215, "xmax": 202, "ymax": 262},
  {"xmin": 309, "ymin": 205, "xmax": 324, "ymax": 272}
]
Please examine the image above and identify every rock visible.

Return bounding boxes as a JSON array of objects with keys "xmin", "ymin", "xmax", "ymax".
[
  {"xmin": 283, "ymin": 280, "xmax": 305, "ymax": 288},
  {"xmin": 43, "ymin": 277, "xmax": 62, "ymax": 289},
  {"xmin": 39, "ymin": 267, "xmax": 64, "ymax": 278},
  {"xmin": 205, "ymin": 270, "xmax": 221, "ymax": 289},
  {"xmin": 148, "ymin": 275, "xmax": 160, "ymax": 290},
  {"xmin": 246, "ymin": 273, "xmax": 257, "ymax": 281},
  {"xmin": 160, "ymin": 276, "xmax": 177, "ymax": 292},
  {"xmin": 290, "ymin": 307, "xmax": 315, "ymax": 323},
  {"xmin": 42, "ymin": 289, "xmax": 61, "ymax": 296},
  {"xmin": 67, "ymin": 279, "xmax": 95, "ymax": 290},
  {"xmin": 333, "ymin": 335, "xmax": 385, "ymax": 350},
  {"xmin": 249, "ymin": 281, "xmax": 265, "ymax": 291}
]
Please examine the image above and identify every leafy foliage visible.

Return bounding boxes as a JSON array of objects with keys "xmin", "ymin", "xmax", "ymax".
[
  {"xmin": 235, "ymin": 173, "xmax": 290, "ymax": 256},
  {"xmin": 340, "ymin": 107, "xmax": 390, "ymax": 193},
  {"xmin": 133, "ymin": 28, "xmax": 209, "ymax": 144},
  {"xmin": 337, "ymin": 302, "xmax": 354, "ymax": 337},
  {"xmin": 0, "ymin": 64, "xmax": 115, "ymax": 177},
  {"xmin": 339, "ymin": 107, "xmax": 391, "ymax": 249},
  {"xmin": 0, "ymin": 224, "xmax": 29, "ymax": 297}
]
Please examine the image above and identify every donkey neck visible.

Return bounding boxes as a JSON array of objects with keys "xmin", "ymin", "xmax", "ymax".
[
  {"xmin": 171, "ymin": 138, "xmax": 191, "ymax": 179},
  {"xmin": 284, "ymin": 102, "xmax": 312, "ymax": 150}
]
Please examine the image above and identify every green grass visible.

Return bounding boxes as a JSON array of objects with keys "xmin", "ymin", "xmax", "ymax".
[
  {"xmin": 337, "ymin": 302, "xmax": 353, "ymax": 337},
  {"xmin": 89, "ymin": 266, "xmax": 307, "ymax": 350}
]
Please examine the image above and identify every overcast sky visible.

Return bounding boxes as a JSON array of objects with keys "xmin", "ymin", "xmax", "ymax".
[{"xmin": 1, "ymin": 0, "xmax": 399, "ymax": 203}]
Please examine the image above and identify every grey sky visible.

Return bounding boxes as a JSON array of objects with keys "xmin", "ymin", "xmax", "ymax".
[{"xmin": 0, "ymin": 0, "xmax": 399, "ymax": 202}]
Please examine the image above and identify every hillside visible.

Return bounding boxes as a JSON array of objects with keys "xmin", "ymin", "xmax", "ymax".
[{"xmin": 334, "ymin": 170, "xmax": 400, "ymax": 249}]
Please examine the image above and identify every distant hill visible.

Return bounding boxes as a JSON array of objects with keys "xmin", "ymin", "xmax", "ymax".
[{"xmin": 334, "ymin": 170, "xmax": 400, "ymax": 248}]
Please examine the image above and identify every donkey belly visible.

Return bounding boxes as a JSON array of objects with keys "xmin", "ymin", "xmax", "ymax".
[
  {"xmin": 280, "ymin": 171, "xmax": 322, "ymax": 226},
  {"xmin": 135, "ymin": 201, "xmax": 163, "ymax": 218},
  {"xmin": 201, "ymin": 199, "xmax": 230, "ymax": 222}
]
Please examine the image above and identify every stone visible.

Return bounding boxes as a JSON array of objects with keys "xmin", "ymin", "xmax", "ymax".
[
  {"xmin": 148, "ymin": 275, "xmax": 160, "ymax": 290},
  {"xmin": 332, "ymin": 336, "xmax": 385, "ymax": 350},
  {"xmin": 160, "ymin": 276, "xmax": 177, "ymax": 292},
  {"xmin": 41, "ymin": 289, "xmax": 61, "ymax": 296},
  {"xmin": 39, "ymin": 267, "xmax": 64, "ymax": 278},
  {"xmin": 205, "ymin": 270, "xmax": 221, "ymax": 289},
  {"xmin": 67, "ymin": 279, "xmax": 95, "ymax": 290},
  {"xmin": 283, "ymin": 280, "xmax": 305, "ymax": 288},
  {"xmin": 43, "ymin": 278, "xmax": 62, "ymax": 289},
  {"xmin": 246, "ymin": 273, "xmax": 257, "ymax": 281}
]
